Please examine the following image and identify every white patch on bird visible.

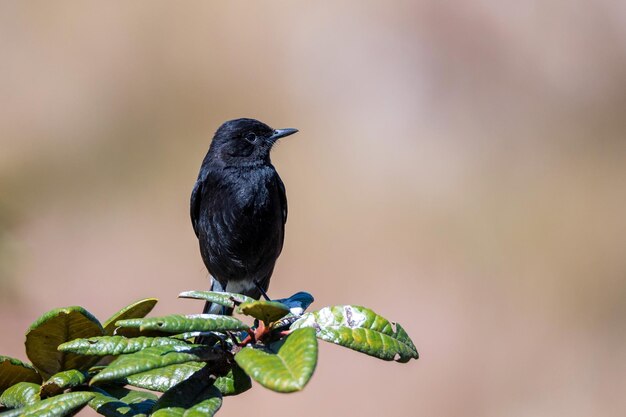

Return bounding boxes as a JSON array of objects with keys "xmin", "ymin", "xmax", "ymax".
[
  {"xmin": 225, "ymin": 280, "xmax": 257, "ymax": 294},
  {"xmin": 289, "ymin": 307, "xmax": 304, "ymax": 316}
]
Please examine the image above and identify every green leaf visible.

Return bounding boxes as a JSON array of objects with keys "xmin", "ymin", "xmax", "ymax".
[
  {"xmin": 0, "ymin": 382, "xmax": 40, "ymax": 408},
  {"xmin": 116, "ymin": 314, "xmax": 248, "ymax": 334},
  {"xmin": 237, "ymin": 300, "xmax": 290, "ymax": 324},
  {"xmin": 152, "ymin": 371, "xmax": 222, "ymax": 417},
  {"xmin": 170, "ymin": 332, "xmax": 216, "ymax": 341},
  {"xmin": 39, "ymin": 369, "xmax": 87, "ymax": 398},
  {"xmin": 89, "ymin": 386, "xmax": 157, "ymax": 417},
  {"xmin": 290, "ymin": 305, "xmax": 419, "ymax": 362},
  {"xmin": 125, "ymin": 362, "xmax": 205, "ymax": 392},
  {"xmin": 178, "ymin": 291, "xmax": 254, "ymax": 310},
  {"xmin": 393, "ymin": 323, "xmax": 419, "ymax": 360},
  {"xmin": 58, "ymin": 336, "xmax": 188, "ymax": 356},
  {"xmin": 0, "ymin": 356, "xmax": 42, "ymax": 394},
  {"xmin": 151, "ymin": 390, "xmax": 221, "ymax": 417},
  {"xmin": 213, "ymin": 364, "xmax": 251, "ymax": 396},
  {"xmin": 25, "ymin": 306, "xmax": 105, "ymax": 379},
  {"xmin": 0, "ymin": 391, "xmax": 94, "ymax": 417},
  {"xmin": 103, "ymin": 298, "xmax": 158, "ymax": 336},
  {"xmin": 235, "ymin": 327, "xmax": 318, "ymax": 393},
  {"xmin": 90, "ymin": 345, "xmax": 216, "ymax": 385}
]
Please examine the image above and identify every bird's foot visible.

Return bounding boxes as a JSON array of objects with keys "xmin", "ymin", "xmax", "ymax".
[{"xmin": 237, "ymin": 320, "xmax": 270, "ymax": 347}]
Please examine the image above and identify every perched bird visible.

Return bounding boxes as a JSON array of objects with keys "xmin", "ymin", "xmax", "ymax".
[{"xmin": 191, "ymin": 118, "xmax": 298, "ymax": 315}]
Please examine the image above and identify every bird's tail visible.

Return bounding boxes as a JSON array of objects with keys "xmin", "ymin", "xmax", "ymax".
[
  {"xmin": 202, "ymin": 300, "xmax": 233, "ymax": 316},
  {"xmin": 201, "ymin": 280, "xmax": 234, "ymax": 316},
  {"xmin": 196, "ymin": 280, "xmax": 235, "ymax": 346}
]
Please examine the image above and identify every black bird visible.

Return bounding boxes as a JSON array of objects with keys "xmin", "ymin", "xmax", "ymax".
[{"xmin": 191, "ymin": 118, "xmax": 298, "ymax": 315}]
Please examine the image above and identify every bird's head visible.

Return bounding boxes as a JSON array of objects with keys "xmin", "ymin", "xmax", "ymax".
[{"xmin": 209, "ymin": 118, "xmax": 298, "ymax": 166}]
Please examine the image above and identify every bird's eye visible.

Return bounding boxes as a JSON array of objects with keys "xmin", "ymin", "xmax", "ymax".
[{"xmin": 244, "ymin": 132, "xmax": 257, "ymax": 143}]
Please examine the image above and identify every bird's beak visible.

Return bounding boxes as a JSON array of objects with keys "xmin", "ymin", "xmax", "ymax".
[{"xmin": 270, "ymin": 128, "xmax": 298, "ymax": 142}]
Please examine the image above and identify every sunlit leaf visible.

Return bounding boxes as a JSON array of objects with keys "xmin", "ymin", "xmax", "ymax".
[
  {"xmin": 25, "ymin": 307, "xmax": 104, "ymax": 379},
  {"xmin": 103, "ymin": 298, "xmax": 158, "ymax": 337},
  {"xmin": 58, "ymin": 336, "xmax": 188, "ymax": 356},
  {"xmin": 291, "ymin": 305, "xmax": 418, "ymax": 362},
  {"xmin": 116, "ymin": 314, "xmax": 248, "ymax": 334},
  {"xmin": 90, "ymin": 345, "xmax": 216, "ymax": 385},
  {"xmin": 235, "ymin": 328, "xmax": 317, "ymax": 393},
  {"xmin": 237, "ymin": 300, "xmax": 290, "ymax": 324},
  {"xmin": 125, "ymin": 362, "xmax": 205, "ymax": 392},
  {"xmin": 0, "ymin": 382, "xmax": 40, "ymax": 408},
  {"xmin": 39, "ymin": 370, "xmax": 87, "ymax": 398},
  {"xmin": 0, "ymin": 391, "xmax": 94, "ymax": 417},
  {"xmin": 178, "ymin": 291, "xmax": 254, "ymax": 310}
]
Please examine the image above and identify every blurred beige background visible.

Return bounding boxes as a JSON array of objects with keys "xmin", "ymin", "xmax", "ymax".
[{"xmin": 1, "ymin": 1, "xmax": 626, "ymax": 416}]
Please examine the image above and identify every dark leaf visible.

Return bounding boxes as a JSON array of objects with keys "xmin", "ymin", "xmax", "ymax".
[
  {"xmin": 88, "ymin": 386, "xmax": 157, "ymax": 417},
  {"xmin": 0, "ymin": 356, "xmax": 42, "ymax": 394},
  {"xmin": 25, "ymin": 307, "xmax": 104, "ymax": 379},
  {"xmin": 213, "ymin": 363, "xmax": 251, "ymax": 396},
  {"xmin": 151, "ymin": 369, "xmax": 222, "ymax": 417}
]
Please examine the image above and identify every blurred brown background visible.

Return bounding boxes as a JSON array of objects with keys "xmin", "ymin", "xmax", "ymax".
[{"xmin": 1, "ymin": 1, "xmax": 625, "ymax": 416}]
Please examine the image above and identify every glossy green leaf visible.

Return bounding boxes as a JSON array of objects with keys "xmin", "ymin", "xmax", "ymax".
[
  {"xmin": 151, "ymin": 391, "xmax": 221, "ymax": 417},
  {"xmin": 170, "ymin": 332, "xmax": 219, "ymax": 341},
  {"xmin": 152, "ymin": 372, "xmax": 222, "ymax": 417},
  {"xmin": 291, "ymin": 305, "xmax": 419, "ymax": 362},
  {"xmin": 103, "ymin": 298, "xmax": 158, "ymax": 336},
  {"xmin": 89, "ymin": 386, "xmax": 157, "ymax": 417},
  {"xmin": 58, "ymin": 336, "xmax": 188, "ymax": 356},
  {"xmin": 90, "ymin": 345, "xmax": 216, "ymax": 385},
  {"xmin": 0, "ymin": 356, "xmax": 42, "ymax": 394},
  {"xmin": 237, "ymin": 300, "xmax": 290, "ymax": 324},
  {"xmin": 25, "ymin": 306, "xmax": 105, "ymax": 379},
  {"xmin": 0, "ymin": 382, "xmax": 40, "ymax": 408},
  {"xmin": 0, "ymin": 391, "xmax": 94, "ymax": 417},
  {"xmin": 116, "ymin": 314, "xmax": 248, "ymax": 334},
  {"xmin": 178, "ymin": 291, "xmax": 254, "ymax": 309},
  {"xmin": 125, "ymin": 362, "xmax": 205, "ymax": 392},
  {"xmin": 235, "ymin": 327, "xmax": 318, "ymax": 393},
  {"xmin": 213, "ymin": 364, "xmax": 251, "ymax": 396},
  {"xmin": 39, "ymin": 369, "xmax": 87, "ymax": 398}
]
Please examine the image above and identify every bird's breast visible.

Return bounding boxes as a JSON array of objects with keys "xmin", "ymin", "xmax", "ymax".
[{"xmin": 225, "ymin": 168, "xmax": 277, "ymax": 210}]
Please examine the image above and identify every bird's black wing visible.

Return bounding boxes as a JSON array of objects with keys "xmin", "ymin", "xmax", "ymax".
[
  {"xmin": 249, "ymin": 174, "xmax": 288, "ymax": 298},
  {"xmin": 276, "ymin": 175, "xmax": 288, "ymax": 225},
  {"xmin": 190, "ymin": 179, "xmax": 203, "ymax": 238}
]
